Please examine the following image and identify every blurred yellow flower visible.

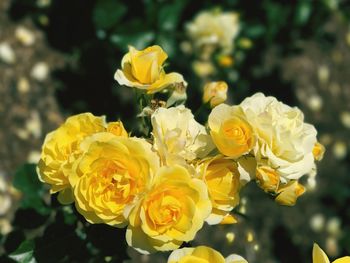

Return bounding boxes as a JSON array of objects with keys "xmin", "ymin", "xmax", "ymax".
[
  {"xmin": 275, "ymin": 181, "xmax": 305, "ymax": 206},
  {"xmin": 168, "ymin": 246, "xmax": 248, "ymax": 263},
  {"xmin": 186, "ymin": 10, "xmax": 240, "ymax": 54},
  {"xmin": 313, "ymin": 142, "xmax": 325, "ymax": 161},
  {"xmin": 37, "ymin": 113, "xmax": 106, "ymax": 199},
  {"xmin": 126, "ymin": 165, "xmax": 211, "ymax": 254},
  {"xmin": 203, "ymin": 81, "xmax": 228, "ymax": 108},
  {"xmin": 114, "ymin": 45, "xmax": 186, "ymax": 94},
  {"xmin": 313, "ymin": 243, "xmax": 350, "ymax": 263},
  {"xmin": 198, "ymin": 155, "xmax": 240, "ymax": 225},
  {"xmin": 256, "ymin": 165, "xmax": 280, "ymax": 193},
  {"xmin": 192, "ymin": 60, "xmax": 216, "ymax": 77},
  {"xmin": 72, "ymin": 133, "xmax": 159, "ymax": 227},
  {"xmin": 208, "ymin": 104, "xmax": 255, "ymax": 158}
]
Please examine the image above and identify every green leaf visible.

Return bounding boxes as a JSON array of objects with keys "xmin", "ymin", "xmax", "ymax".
[
  {"xmin": 245, "ymin": 24, "xmax": 265, "ymax": 38},
  {"xmin": 13, "ymin": 164, "xmax": 50, "ymax": 215},
  {"xmin": 156, "ymin": 34, "xmax": 176, "ymax": 57},
  {"xmin": 9, "ymin": 240, "xmax": 36, "ymax": 263},
  {"xmin": 110, "ymin": 31, "xmax": 155, "ymax": 51},
  {"xmin": 294, "ymin": 1, "xmax": 312, "ymax": 26},
  {"xmin": 158, "ymin": 0, "xmax": 186, "ymax": 31},
  {"xmin": 93, "ymin": 0, "xmax": 127, "ymax": 30}
]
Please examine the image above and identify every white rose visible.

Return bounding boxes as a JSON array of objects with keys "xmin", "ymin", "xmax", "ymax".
[
  {"xmin": 151, "ymin": 105, "xmax": 214, "ymax": 165},
  {"xmin": 240, "ymin": 93, "xmax": 317, "ymax": 181}
]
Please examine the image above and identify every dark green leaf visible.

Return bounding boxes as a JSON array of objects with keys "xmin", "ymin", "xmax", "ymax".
[
  {"xmin": 13, "ymin": 164, "xmax": 50, "ymax": 215},
  {"xmin": 158, "ymin": 0, "xmax": 186, "ymax": 31},
  {"xmin": 9, "ymin": 240, "xmax": 36, "ymax": 263},
  {"xmin": 110, "ymin": 31, "xmax": 155, "ymax": 51},
  {"xmin": 156, "ymin": 34, "xmax": 176, "ymax": 57},
  {"xmin": 294, "ymin": 1, "xmax": 312, "ymax": 26},
  {"xmin": 93, "ymin": 0, "xmax": 127, "ymax": 30},
  {"xmin": 246, "ymin": 24, "xmax": 265, "ymax": 38}
]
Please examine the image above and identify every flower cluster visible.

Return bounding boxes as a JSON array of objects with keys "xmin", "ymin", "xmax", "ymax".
[{"xmin": 38, "ymin": 45, "xmax": 324, "ymax": 259}]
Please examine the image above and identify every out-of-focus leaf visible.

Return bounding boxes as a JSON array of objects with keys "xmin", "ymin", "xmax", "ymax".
[
  {"xmin": 93, "ymin": 0, "xmax": 127, "ymax": 30},
  {"xmin": 295, "ymin": 1, "xmax": 312, "ymax": 26},
  {"xmin": 156, "ymin": 34, "xmax": 176, "ymax": 57},
  {"xmin": 264, "ymin": 2, "xmax": 290, "ymax": 40},
  {"xmin": 158, "ymin": 0, "xmax": 186, "ymax": 31},
  {"xmin": 13, "ymin": 164, "xmax": 50, "ymax": 215},
  {"xmin": 9, "ymin": 240, "xmax": 36, "ymax": 263},
  {"xmin": 245, "ymin": 24, "xmax": 265, "ymax": 38},
  {"xmin": 110, "ymin": 31, "xmax": 155, "ymax": 51}
]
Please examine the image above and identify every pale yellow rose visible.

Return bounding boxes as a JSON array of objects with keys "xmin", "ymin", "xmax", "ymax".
[
  {"xmin": 256, "ymin": 165, "xmax": 280, "ymax": 193},
  {"xmin": 275, "ymin": 181, "xmax": 305, "ymax": 206},
  {"xmin": 313, "ymin": 243, "xmax": 350, "ymax": 263},
  {"xmin": 126, "ymin": 165, "xmax": 212, "ymax": 254},
  {"xmin": 197, "ymin": 155, "xmax": 241, "ymax": 225},
  {"xmin": 151, "ymin": 105, "xmax": 214, "ymax": 166},
  {"xmin": 208, "ymin": 104, "xmax": 256, "ymax": 158},
  {"xmin": 186, "ymin": 10, "xmax": 240, "ymax": 54},
  {"xmin": 313, "ymin": 142, "xmax": 325, "ymax": 161},
  {"xmin": 37, "ymin": 113, "xmax": 106, "ymax": 199},
  {"xmin": 203, "ymin": 81, "xmax": 228, "ymax": 108},
  {"xmin": 168, "ymin": 246, "xmax": 248, "ymax": 263},
  {"xmin": 71, "ymin": 133, "xmax": 159, "ymax": 227},
  {"xmin": 114, "ymin": 45, "xmax": 186, "ymax": 94},
  {"xmin": 240, "ymin": 93, "xmax": 318, "ymax": 181}
]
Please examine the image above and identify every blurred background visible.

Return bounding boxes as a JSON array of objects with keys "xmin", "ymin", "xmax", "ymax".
[{"xmin": 0, "ymin": 0, "xmax": 350, "ymax": 262}]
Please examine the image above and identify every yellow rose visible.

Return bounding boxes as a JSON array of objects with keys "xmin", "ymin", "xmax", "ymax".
[
  {"xmin": 275, "ymin": 181, "xmax": 305, "ymax": 206},
  {"xmin": 256, "ymin": 165, "xmax": 280, "ymax": 193},
  {"xmin": 198, "ymin": 155, "xmax": 240, "ymax": 225},
  {"xmin": 37, "ymin": 113, "xmax": 106, "ymax": 200},
  {"xmin": 71, "ymin": 133, "xmax": 159, "ymax": 227},
  {"xmin": 168, "ymin": 246, "xmax": 248, "ymax": 263},
  {"xmin": 126, "ymin": 165, "xmax": 212, "ymax": 254},
  {"xmin": 107, "ymin": 121, "xmax": 128, "ymax": 137},
  {"xmin": 313, "ymin": 142, "xmax": 325, "ymax": 161},
  {"xmin": 313, "ymin": 243, "xmax": 350, "ymax": 263},
  {"xmin": 114, "ymin": 45, "xmax": 186, "ymax": 94},
  {"xmin": 208, "ymin": 104, "xmax": 255, "ymax": 158},
  {"xmin": 202, "ymin": 81, "xmax": 228, "ymax": 108}
]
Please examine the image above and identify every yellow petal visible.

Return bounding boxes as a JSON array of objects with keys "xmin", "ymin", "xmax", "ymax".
[
  {"xmin": 313, "ymin": 243, "xmax": 330, "ymax": 263},
  {"xmin": 220, "ymin": 214, "xmax": 237, "ymax": 225},
  {"xmin": 333, "ymin": 257, "xmax": 350, "ymax": 263}
]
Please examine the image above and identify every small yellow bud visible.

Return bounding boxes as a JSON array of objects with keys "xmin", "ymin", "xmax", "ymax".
[
  {"xmin": 313, "ymin": 142, "xmax": 325, "ymax": 161},
  {"xmin": 226, "ymin": 232, "xmax": 235, "ymax": 243},
  {"xmin": 202, "ymin": 81, "xmax": 228, "ymax": 108},
  {"xmin": 246, "ymin": 231, "xmax": 254, "ymax": 242},
  {"xmin": 256, "ymin": 166, "xmax": 280, "ymax": 192},
  {"xmin": 275, "ymin": 181, "xmax": 306, "ymax": 206},
  {"xmin": 238, "ymin": 38, "xmax": 253, "ymax": 49},
  {"xmin": 218, "ymin": 55, "xmax": 234, "ymax": 67}
]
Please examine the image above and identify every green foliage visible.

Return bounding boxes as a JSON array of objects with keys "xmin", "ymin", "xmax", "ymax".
[
  {"xmin": 93, "ymin": 0, "xmax": 127, "ymax": 30},
  {"xmin": 9, "ymin": 240, "xmax": 36, "ymax": 263},
  {"xmin": 13, "ymin": 164, "xmax": 50, "ymax": 215}
]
